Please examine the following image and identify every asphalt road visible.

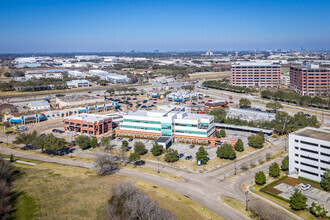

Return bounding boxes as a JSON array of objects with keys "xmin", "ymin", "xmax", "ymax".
[{"xmin": 0, "ymin": 136, "xmax": 292, "ymax": 220}]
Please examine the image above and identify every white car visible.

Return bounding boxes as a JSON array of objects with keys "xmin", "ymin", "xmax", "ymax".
[{"xmin": 301, "ymin": 184, "xmax": 311, "ymax": 191}]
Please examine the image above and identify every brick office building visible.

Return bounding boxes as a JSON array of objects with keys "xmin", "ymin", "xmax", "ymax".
[
  {"xmin": 290, "ymin": 64, "xmax": 330, "ymax": 96},
  {"xmin": 231, "ymin": 63, "xmax": 281, "ymax": 88},
  {"xmin": 64, "ymin": 113, "xmax": 112, "ymax": 135}
]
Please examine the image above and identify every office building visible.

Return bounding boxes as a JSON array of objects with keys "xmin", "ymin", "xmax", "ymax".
[
  {"xmin": 115, "ymin": 107, "xmax": 233, "ymax": 147},
  {"xmin": 231, "ymin": 62, "xmax": 281, "ymax": 88},
  {"xmin": 64, "ymin": 113, "xmax": 113, "ymax": 135},
  {"xmin": 290, "ymin": 64, "xmax": 330, "ymax": 96},
  {"xmin": 66, "ymin": 80, "xmax": 90, "ymax": 88},
  {"xmin": 289, "ymin": 127, "xmax": 330, "ymax": 182}
]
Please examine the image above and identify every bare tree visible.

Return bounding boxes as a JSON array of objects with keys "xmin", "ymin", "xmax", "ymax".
[
  {"xmin": 107, "ymin": 181, "xmax": 176, "ymax": 220},
  {"xmin": 94, "ymin": 152, "xmax": 119, "ymax": 175},
  {"xmin": 0, "ymin": 158, "xmax": 13, "ymax": 219}
]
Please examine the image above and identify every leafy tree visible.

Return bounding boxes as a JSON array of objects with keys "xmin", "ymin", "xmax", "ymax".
[
  {"xmin": 320, "ymin": 169, "xmax": 330, "ymax": 191},
  {"xmin": 258, "ymin": 131, "xmax": 265, "ymax": 143},
  {"xmin": 121, "ymin": 140, "xmax": 129, "ymax": 151},
  {"xmin": 248, "ymin": 134, "xmax": 264, "ymax": 148},
  {"xmin": 106, "ymin": 88, "xmax": 115, "ymax": 94},
  {"xmin": 10, "ymin": 154, "xmax": 14, "ymax": 162},
  {"xmin": 310, "ymin": 202, "xmax": 328, "ymax": 217},
  {"xmin": 75, "ymin": 135, "xmax": 91, "ymax": 149},
  {"xmin": 129, "ymin": 152, "xmax": 141, "ymax": 167},
  {"xmin": 209, "ymin": 109, "xmax": 227, "ymax": 123},
  {"xmin": 234, "ymin": 138, "xmax": 244, "ymax": 152},
  {"xmin": 216, "ymin": 130, "xmax": 221, "ymax": 138},
  {"xmin": 266, "ymin": 101, "xmax": 282, "ymax": 113},
  {"xmin": 220, "ymin": 129, "xmax": 226, "ymax": 137},
  {"xmin": 255, "ymin": 171, "xmax": 266, "ymax": 185},
  {"xmin": 216, "ymin": 143, "xmax": 236, "ymax": 160},
  {"xmin": 289, "ymin": 189, "xmax": 307, "ymax": 210},
  {"xmin": 42, "ymin": 134, "xmax": 67, "ymax": 153},
  {"xmin": 196, "ymin": 147, "xmax": 208, "ymax": 164},
  {"xmin": 239, "ymin": 98, "xmax": 251, "ymax": 108},
  {"xmin": 269, "ymin": 162, "xmax": 280, "ymax": 177},
  {"xmin": 90, "ymin": 136, "xmax": 98, "ymax": 148},
  {"xmin": 134, "ymin": 141, "xmax": 146, "ymax": 155},
  {"xmin": 151, "ymin": 143, "xmax": 162, "ymax": 156},
  {"xmin": 164, "ymin": 149, "xmax": 179, "ymax": 162},
  {"xmin": 281, "ymin": 156, "xmax": 289, "ymax": 171}
]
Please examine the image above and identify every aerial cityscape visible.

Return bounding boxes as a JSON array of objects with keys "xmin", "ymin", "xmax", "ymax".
[{"xmin": 0, "ymin": 0, "xmax": 329, "ymax": 220}]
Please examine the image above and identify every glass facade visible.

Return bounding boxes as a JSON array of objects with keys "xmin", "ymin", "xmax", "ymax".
[{"xmin": 161, "ymin": 122, "xmax": 173, "ymax": 136}]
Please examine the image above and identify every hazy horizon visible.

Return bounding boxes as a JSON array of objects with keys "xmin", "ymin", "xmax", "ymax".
[{"xmin": 1, "ymin": 0, "xmax": 329, "ymax": 53}]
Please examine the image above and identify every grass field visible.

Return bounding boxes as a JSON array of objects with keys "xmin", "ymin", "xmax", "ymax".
[
  {"xmin": 10, "ymin": 160, "xmax": 221, "ymax": 220},
  {"xmin": 221, "ymin": 197, "xmax": 254, "ymax": 219}
]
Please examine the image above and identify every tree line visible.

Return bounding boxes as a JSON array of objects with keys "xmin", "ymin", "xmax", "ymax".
[
  {"xmin": 210, "ymin": 108, "xmax": 320, "ymax": 134},
  {"xmin": 202, "ymin": 80, "xmax": 258, "ymax": 94},
  {"xmin": 261, "ymin": 90, "xmax": 329, "ymax": 109}
]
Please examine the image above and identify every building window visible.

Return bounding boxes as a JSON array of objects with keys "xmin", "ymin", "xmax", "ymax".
[
  {"xmin": 124, "ymin": 133, "xmax": 126, "ymax": 135},
  {"xmin": 300, "ymin": 169, "xmax": 319, "ymax": 177},
  {"xmin": 184, "ymin": 138, "xmax": 187, "ymax": 142},
  {"xmin": 295, "ymin": 139, "xmax": 299, "ymax": 143},
  {"xmin": 189, "ymin": 139, "xmax": 191, "ymax": 142},
  {"xmin": 300, "ymin": 162, "xmax": 318, "ymax": 169},
  {"xmin": 300, "ymin": 140, "xmax": 318, "ymax": 147},
  {"xmin": 300, "ymin": 148, "xmax": 318, "ymax": 154},
  {"xmin": 295, "ymin": 154, "xmax": 299, "ymax": 157},
  {"xmin": 321, "ymin": 152, "xmax": 330, "ymax": 157},
  {"xmin": 300, "ymin": 155, "xmax": 318, "ymax": 162},
  {"xmin": 320, "ymin": 145, "xmax": 330, "ymax": 150},
  {"xmin": 295, "ymin": 147, "xmax": 299, "ymax": 150},
  {"xmin": 321, "ymin": 160, "xmax": 330, "ymax": 165},
  {"xmin": 198, "ymin": 140, "xmax": 201, "ymax": 143},
  {"xmin": 153, "ymin": 135, "xmax": 156, "ymax": 138},
  {"xmin": 295, "ymin": 161, "xmax": 299, "ymax": 164},
  {"xmin": 145, "ymin": 135, "xmax": 147, "ymax": 138},
  {"xmin": 120, "ymin": 132, "xmax": 123, "ymax": 135}
]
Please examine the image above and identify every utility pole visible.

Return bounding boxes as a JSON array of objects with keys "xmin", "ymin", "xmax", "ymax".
[
  {"xmin": 245, "ymin": 191, "xmax": 249, "ymax": 211},
  {"xmin": 234, "ymin": 158, "xmax": 237, "ymax": 175}
]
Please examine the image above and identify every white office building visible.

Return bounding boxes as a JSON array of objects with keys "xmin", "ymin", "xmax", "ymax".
[
  {"xmin": 116, "ymin": 107, "xmax": 218, "ymax": 148},
  {"xmin": 66, "ymin": 80, "xmax": 90, "ymax": 88},
  {"xmin": 28, "ymin": 100, "xmax": 51, "ymax": 111},
  {"xmin": 289, "ymin": 127, "xmax": 330, "ymax": 182}
]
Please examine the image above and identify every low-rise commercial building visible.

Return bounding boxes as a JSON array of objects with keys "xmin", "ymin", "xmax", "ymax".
[
  {"xmin": 66, "ymin": 80, "xmax": 90, "ymax": 88},
  {"xmin": 64, "ymin": 113, "xmax": 113, "ymax": 135},
  {"xmin": 28, "ymin": 100, "xmax": 51, "ymax": 111},
  {"xmin": 290, "ymin": 64, "xmax": 330, "ymax": 96},
  {"xmin": 205, "ymin": 100, "xmax": 228, "ymax": 110},
  {"xmin": 289, "ymin": 127, "xmax": 330, "ymax": 182},
  {"xmin": 116, "ymin": 107, "xmax": 235, "ymax": 147},
  {"xmin": 55, "ymin": 95, "xmax": 103, "ymax": 108}
]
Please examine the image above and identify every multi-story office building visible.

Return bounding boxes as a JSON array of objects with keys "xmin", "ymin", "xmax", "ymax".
[
  {"xmin": 289, "ymin": 127, "xmax": 330, "ymax": 182},
  {"xmin": 64, "ymin": 113, "xmax": 113, "ymax": 135},
  {"xmin": 231, "ymin": 63, "xmax": 281, "ymax": 88},
  {"xmin": 115, "ymin": 107, "xmax": 231, "ymax": 147},
  {"xmin": 290, "ymin": 64, "xmax": 330, "ymax": 96}
]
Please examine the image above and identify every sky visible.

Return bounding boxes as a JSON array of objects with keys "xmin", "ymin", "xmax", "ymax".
[{"xmin": 0, "ymin": 0, "xmax": 329, "ymax": 53}]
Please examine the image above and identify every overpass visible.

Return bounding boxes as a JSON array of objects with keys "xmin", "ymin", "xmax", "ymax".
[{"xmin": 215, "ymin": 123, "xmax": 274, "ymax": 135}]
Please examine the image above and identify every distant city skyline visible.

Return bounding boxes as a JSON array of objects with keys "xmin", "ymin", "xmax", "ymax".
[{"xmin": 0, "ymin": 0, "xmax": 329, "ymax": 53}]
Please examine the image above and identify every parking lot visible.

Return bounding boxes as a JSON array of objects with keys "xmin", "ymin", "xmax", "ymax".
[{"xmin": 275, "ymin": 182, "xmax": 330, "ymax": 213}]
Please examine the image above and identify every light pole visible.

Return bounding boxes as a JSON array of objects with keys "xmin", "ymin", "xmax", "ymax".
[
  {"xmin": 157, "ymin": 157, "xmax": 160, "ymax": 174},
  {"xmin": 245, "ymin": 191, "xmax": 249, "ymax": 211},
  {"xmin": 234, "ymin": 158, "xmax": 237, "ymax": 175}
]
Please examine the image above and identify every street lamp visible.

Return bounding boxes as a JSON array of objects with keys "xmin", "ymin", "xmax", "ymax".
[
  {"xmin": 245, "ymin": 191, "xmax": 249, "ymax": 211},
  {"xmin": 157, "ymin": 157, "xmax": 160, "ymax": 174}
]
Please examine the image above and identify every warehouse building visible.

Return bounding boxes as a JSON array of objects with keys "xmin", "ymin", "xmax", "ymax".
[
  {"xmin": 66, "ymin": 80, "xmax": 90, "ymax": 88},
  {"xmin": 28, "ymin": 100, "xmax": 51, "ymax": 111},
  {"xmin": 289, "ymin": 127, "xmax": 330, "ymax": 182},
  {"xmin": 64, "ymin": 113, "xmax": 113, "ymax": 135}
]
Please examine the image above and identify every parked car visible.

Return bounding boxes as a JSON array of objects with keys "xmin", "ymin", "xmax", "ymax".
[
  {"xmin": 185, "ymin": 156, "xmax": 192, "ymax": 160},
  {"xmin": 190, "ymin": 145, "xmax": 195, "ymax": 149},
  {"xmin": 128, "ymin": 138, "xmax": 133, "ymax": 142},
  {"xmin": 178, "ymin": 153, "xmax": 184, "ymax": 158},
  {"xmin": 117, "ymin": 137, "xmax": 123, "ymax": 141},
  {"xmin": 301, "ymin": 184, "xmax": 311, "ymax": 191}
]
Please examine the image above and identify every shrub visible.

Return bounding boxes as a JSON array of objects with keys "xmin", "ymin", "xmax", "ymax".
[
  {"xmin": 269, "ymin": 162, "xmax": 280, "ymax": 177},
  {"xmin": 255, "ymin": 171, "xmax": 266, "ymax": 185},
  {"xmin": 310, "ymin": 202, "xmax": 327, "ymax": 217},
  {"xmin": 164, "ymin": 149, "xmax": 179, "ymax": 163},
  {"xmin": 134, "ymin": 141, "xmax": 146, "ymax": 155},
  {"xmin": 289, "ymin": 189, "xmax": 307, "ymax": 210},
  {"xmin": 216, "ymin": 143, "xmax": 236, "ymax": 160},
  {"xmin": 234, "ymin": 138, "xmax": 244, "ymax": 152},
  {"xmin": 281, "ymin": 156, "xmax": 288, "ymax": 171}
]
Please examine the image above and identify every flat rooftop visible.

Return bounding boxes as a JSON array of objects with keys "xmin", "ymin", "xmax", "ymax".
[
  {"xmin": 295, "ymin": 127, "xmax": 330, "ymax": 142},
  {"xmin": 65, "ymin": 113, "xmax": 112, "ymax": 122}
]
